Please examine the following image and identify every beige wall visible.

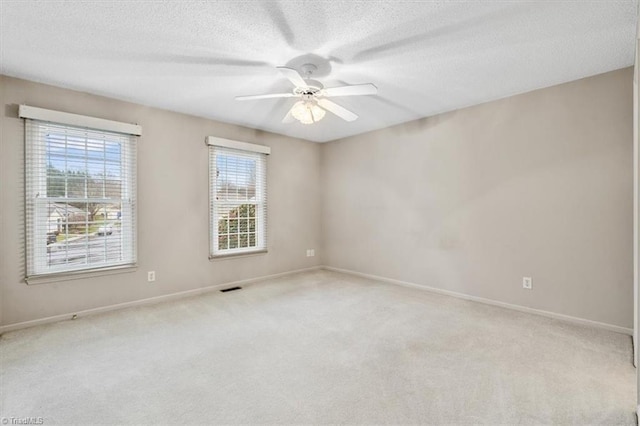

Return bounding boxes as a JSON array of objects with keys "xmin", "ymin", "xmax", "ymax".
[
  {"xmin": 322, "ymin": 68, "xmax": 633, "ymax": 329},
  {"xmin": 0, "ymin": 75, "xmax": 322, "ymax": 327}
]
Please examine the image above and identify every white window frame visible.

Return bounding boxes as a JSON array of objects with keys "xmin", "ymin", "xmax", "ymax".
[
  {"xmin": 207, "ymin": 137, "xmax": 269, "ymax": 258},
  {"xmin": 21, "ymin": 105, "xmax": 140, "ymax": 280}
]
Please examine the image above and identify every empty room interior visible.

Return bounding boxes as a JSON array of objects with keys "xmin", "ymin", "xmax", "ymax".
[{"xmin": 2, "ymin": 1, "xmax": 640, "ymax": 424}]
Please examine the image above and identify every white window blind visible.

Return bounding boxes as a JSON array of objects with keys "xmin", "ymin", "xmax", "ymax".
[
  {"xmin": 25, "ymin": 119, "xmax": 137, "ymax": 277},
  {"xmin": 209, "ymin": 143, "xmax": 268, "ymax": 257}
]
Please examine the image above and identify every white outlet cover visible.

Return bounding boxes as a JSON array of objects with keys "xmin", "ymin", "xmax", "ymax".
[{"xmin": 523, "ymin": 277, "xmax": 532, "ymax": 289}]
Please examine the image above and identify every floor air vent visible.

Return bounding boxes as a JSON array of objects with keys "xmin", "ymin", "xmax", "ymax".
[{"xmin": 220, "ymin": 286, "xmax": 242, "ymax": 293}]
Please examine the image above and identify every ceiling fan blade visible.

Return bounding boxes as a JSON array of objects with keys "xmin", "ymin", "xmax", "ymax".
[
  {"xmin": 282, "ymin": 106, "xmax": 297, "ymax": 124},
  {"xmin": 235, "ymin": 93, "xmax": 296, "ymax": 101},
  {"xmin": 317, "ymin": 99, "xmax": 358, "ymax": 122},
  {"xmin": 277, "ymin": 66, "xmax": 307, "ymax": 88},
  {"xmin": 263, "ymin": 2, "xmax": 295, "ymax": 48},
  {"xmin": 323, "ymin": 83, "xmax": 378, "ymax": 97}
]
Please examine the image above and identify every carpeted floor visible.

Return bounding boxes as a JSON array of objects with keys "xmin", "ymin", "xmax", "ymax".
[{"xmin": 0, "ymin": 270, "xmax": 636, "ymax": 424}]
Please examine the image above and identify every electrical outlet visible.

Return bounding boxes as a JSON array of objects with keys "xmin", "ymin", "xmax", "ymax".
[
  {"xmin": 148, "ymin": 271, "xmax": 156, "ymax": 282},
  {"xmin": 306, "ymin": 249, "xmax": 315, "ymax": 257},
  {"xmin": 523, "ymin": 277, "xmax": 532, "ymax": 290}
]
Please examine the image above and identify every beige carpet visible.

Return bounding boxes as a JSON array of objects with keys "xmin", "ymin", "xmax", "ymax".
[{"xmin": 0, "ymin": 270, "xmax": 635, "ymax": 424}]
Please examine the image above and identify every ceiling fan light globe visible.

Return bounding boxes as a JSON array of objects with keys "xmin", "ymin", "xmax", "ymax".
[
  {"xmin": 291, "ymin": 100, "xmax": 324, "ymax": 124},
  {"xmin": 291, "ymin": 101, "xmax": 308, "ymax": 121},
  {"xmin": 310, "ymin": 104, "xmax": 326, "ymax": 122},
  {"xmin": 299, "ymin": 114, "xmax": 314, "ymax": 125}
]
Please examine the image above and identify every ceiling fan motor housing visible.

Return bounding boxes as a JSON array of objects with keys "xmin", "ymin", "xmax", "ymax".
[{"xmin": 295, "ymin": 82, "xmax": 323, "ymax": 96}]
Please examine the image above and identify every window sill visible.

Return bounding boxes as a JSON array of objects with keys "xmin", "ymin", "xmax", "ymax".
[
  {"xmin": 25, "ymin": 264, "xmax": 138, "ymax": 285},
  {"xmin": 209, "ymin": 249, "xmax": 268, "ymax": 261}
]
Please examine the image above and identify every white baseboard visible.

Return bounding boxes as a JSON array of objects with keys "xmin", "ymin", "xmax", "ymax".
[
  {"xmin": 2, "ymin": 265, "xmax": 631, "ymax": 337},
  {"xmin": 322, "ymin": 266, "xmax": 633, "ymax": 336},
  {"xmin": 0, "ymin": 266, "xmax": 322, "ymax": 335}
]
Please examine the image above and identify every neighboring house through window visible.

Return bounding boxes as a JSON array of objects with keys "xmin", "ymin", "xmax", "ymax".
[
  {"xmin": 207, "ymin": 137, "xmax": 269, "ymax": 257},
  {"xmin": 21, "ymin": 105, "xmax": 140, "ymax": 279}
]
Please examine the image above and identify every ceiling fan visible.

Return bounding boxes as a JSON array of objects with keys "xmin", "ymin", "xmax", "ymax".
[{"xmin": 235, "ymin": 64, "xmax": 377, "ymax": 124}]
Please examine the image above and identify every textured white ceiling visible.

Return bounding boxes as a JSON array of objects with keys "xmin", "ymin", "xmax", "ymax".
[{"xmin": 1, "ymin": 1, "xmax": 637, "ymax": 142}]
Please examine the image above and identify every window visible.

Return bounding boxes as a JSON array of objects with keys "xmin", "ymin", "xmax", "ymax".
[
  {"xmin": 22, "ymin": 106, "xmax": 139, "ymax": 278},
  {"xmin": 208, "ymin": 137, "xmax": 269, "ymax": 257}
]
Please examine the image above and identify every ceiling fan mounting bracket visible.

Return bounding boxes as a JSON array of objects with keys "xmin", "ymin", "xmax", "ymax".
[{"xmin": 300, "ymin": 63, "xmax": 318, "ymax": 78}]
